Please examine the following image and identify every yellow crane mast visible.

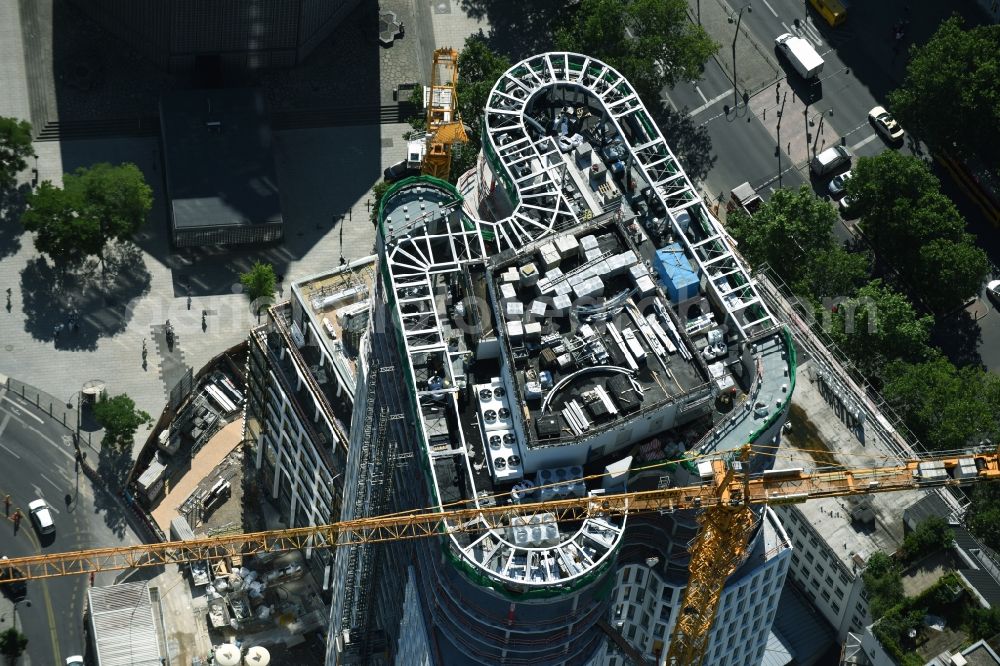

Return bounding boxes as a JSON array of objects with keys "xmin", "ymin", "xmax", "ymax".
[
  {"xmin": 421, "ymin": 47, "xmax": 468, "ymax": 180},
  {"xmin": 2, "ymin": 446, "xmax": 997, "ymax": 663}
]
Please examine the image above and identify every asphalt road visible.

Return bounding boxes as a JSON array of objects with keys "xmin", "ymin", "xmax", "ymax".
[
  {"xmin": 665, "ymin": 0, "xmax": 1000, "ymax": 371},
  {"xmin": 0, "ymin": 389, "xmax": 140, "ymax": 664}
]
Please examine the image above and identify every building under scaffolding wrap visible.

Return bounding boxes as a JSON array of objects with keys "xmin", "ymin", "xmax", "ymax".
[{"xmin": 316, "ymin": 52, "xmax": 797, "ymax": 665}]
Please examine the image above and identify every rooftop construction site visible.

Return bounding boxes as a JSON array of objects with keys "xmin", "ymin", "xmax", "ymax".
[{"xmin": 376, "ymin": 51, "xmax": 795, "ymax": 597}]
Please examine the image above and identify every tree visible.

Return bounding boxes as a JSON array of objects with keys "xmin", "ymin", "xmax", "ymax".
[
  {"xmin": 448, "ymin": 141, "xmax": 479, "ymax": 184},
  {"xmin": 240, "ymin": 261, "xmax": 276, "ymax": 303},
  {"xmin": 899, "ymin": 516, "xmax": 953, "ymax": 563},
  {"xmin": 0, "ymin": 627, "xmax": 26, "ymax": 662},
  {"xmin": 800, "ymin": 246, "xmax": 869, "ymax": 302},
  {"xmin": 0, "ymin": 117, "xmax": 34, "ymax": 190},
  {"xmin": 93, "ymin": 392, "xmax": 150, "ymax": 448},
  {"xmin": 555, "ymin": 0, "xmax": 718, "ymax": 104},
  {"xmin": 457, "ymin": 34, "xmax": 511, "ymax": 135},
  {"xmin": 966, "ymin": 483, "xmax": 1000, "ymax": 554},
  {"xmin": 20, "ymin": 181, "xmax": 103, "ymax": 265},
  {"xmin": 913, "ymin": 235, "xmax": 989, "ymax": 313},
  {"xmin": 849, "ymin": 152, "xmax": 941, "ymax": 243},
  {"xmin": 888, "ymin": 17, "xmax": 1000, "ymax": 163},
  {"xmin": 370, "ymin": 181, "xmax": 391, "ymax": 226},
  {"xmin": 727, "ymin": 186, "xmax": 868, "ymax": 301},
  {"xmin": 21, "ymin": 162, "xmax": 153, "ymax": 267},
  {"xmin": 830, "ymin": 280, "xmax": 933, "ymax": 378},
  {"xmin": 452, "ymin": 35, "xmax": 513, "ymax": 185},
  {"xmin": 862, "ymin": 551, "xmax": 904, "ymax": 619},
  {"xmin": 882, "ymin": 355, "xmax": 1000, "ymax": 452},
  {"xmin": 849, "ymin": 153, "xmax": 988, "ymax": 313}
]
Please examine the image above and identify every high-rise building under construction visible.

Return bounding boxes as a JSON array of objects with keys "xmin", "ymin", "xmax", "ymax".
[{"xmin": 245, "ymin": 52, "xmax": 795, "ymax": 665}]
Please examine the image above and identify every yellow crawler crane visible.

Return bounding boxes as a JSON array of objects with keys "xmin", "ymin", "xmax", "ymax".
[
  {"xmin": 2, "ymin": 445, "xmax": 998, "ymax": 664},
  {"xmin": 421, "ymin": 47, "xmax": 468, "ymax": 180}
]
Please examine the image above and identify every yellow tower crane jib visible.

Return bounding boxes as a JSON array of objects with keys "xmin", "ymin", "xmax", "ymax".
[{"xmin": 2, "ymin": 443, "xmax": 1000, "ymax": 665}]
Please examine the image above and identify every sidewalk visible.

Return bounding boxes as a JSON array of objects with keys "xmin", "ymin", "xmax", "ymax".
[
  {"xmin": 687, "ymin": 0, "xmax": 782, "ymax": 99},
  {"xmin": 150, "ymin": 419, "xmax": 243, "ymax": 533},
  {"xmin": 0, "ymin": 0, "xmax": 31, "ymax": 121}
]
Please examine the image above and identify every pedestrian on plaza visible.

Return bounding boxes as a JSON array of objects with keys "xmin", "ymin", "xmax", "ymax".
[{"xmin": 12, "ymin": 510, "xmax": 21, "ymax": 531}]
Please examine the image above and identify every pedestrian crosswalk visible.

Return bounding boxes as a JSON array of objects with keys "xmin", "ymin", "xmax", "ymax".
[{"xmin": 782, "ymin": 15, "xmax": 856, "ymax": 49}]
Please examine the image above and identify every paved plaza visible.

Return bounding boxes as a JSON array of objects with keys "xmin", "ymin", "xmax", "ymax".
[{"xmin": 0, "ymin": 0, "xmax": 489, "ymax": 458}]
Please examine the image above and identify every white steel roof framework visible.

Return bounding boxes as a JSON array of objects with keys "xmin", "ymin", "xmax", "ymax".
[{"xmin": 480, "ymin": 52, "xmax": 774, "ymax": 339}]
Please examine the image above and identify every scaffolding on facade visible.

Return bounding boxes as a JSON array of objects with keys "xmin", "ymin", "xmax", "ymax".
[{"xmin": 339, "ymin": 351, "xmax": 395, "ymax": 662}]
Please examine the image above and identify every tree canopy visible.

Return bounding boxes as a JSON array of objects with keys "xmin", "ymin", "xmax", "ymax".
[
  {"xmin": 898, "ymin": 516, "xmax": 953, "ymax": 563},
  {"xmin": 0, "ymin": 627, "xmax": 27, "ymax": 660},
  {"xmin": 555, "ymin": 0, "xmax": 718, "ymax": 104},
  {"xmin": 966, "ymin": 483, "xmax": 1000, "ymax": 554},
  {"xmin": 829, "ymin": 280, "xmax": 933, "ymax": 377},
  {"xmin": 0, "ymin": 117, "xmax": 34, "ymax": 190},
  {"xmin": 727, "ymin": 186, "xmax": 868, "ymax": 301},
  {"xmin": 93, "ymin": 391, "xmax": 150, "ymax": 449},
  {"xmin": 862, "ymin": 551, "xmax": 904, "ymax": 619},
  {"xmin": 21, "ymin": 162, "xmax": 153, "ymax": 266},
  {"xmin": 457, "ymin": 34, "xmax": 512, "ymax": 135},
  {"xmin": 888, "ymin": 17, "xmax": 1000, "ymax": 163},
  {"xmin": 882, "ymin": 355, "xmax": 1000, "ymax": 453},
  {"xmin": 449, "ymin": 35, "xmax": 514, "ymax": 184},
  {"xmin": 240, "ymin": 261, "xmax": 277, "ymax": 303},
  {"xmin": 371, "ymin": 180, "xmax": 391, "ymax": 226},
  {"xmin": 848, "ymin": 152, "xmax": 988, "ymax": 313}
]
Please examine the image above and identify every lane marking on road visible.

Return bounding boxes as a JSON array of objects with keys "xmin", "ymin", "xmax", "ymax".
[
  {"xmin": 28, "ymin": 426, "xmax": 72, "ymax": 460},
  {"xmin": 41, "ymin": 578, "xmax": 62, "ymax": 664},
  {"xmin": 0, "ymin": 444, "xmax": 21, "ymax": 460},
  {"xmin": 688, "ymin": 90, "xmax": 732, "ymax": 117},
  {"xmin": 695, "ymin": 85, "xmax": 709, "ymax": 105},
  {"xmin": 850, "ymin": 133, "xmax": 880, "ymax": 152},
  {"xmin": 802, "ymin": 21, "xmax": 823, "ymax": 45},
  {"xmin": 0, "ymin": 413, "xmax": 8, "ymax": 440},
  {"xmin": 2, "ymin": 396, "xmax": 43, "ymax": 423},
  {"xmin": 40, "ymin": 473, "xmax": 61, "ymax": 491},
  {"xmin": 761, "ymin": 0, "xmax": 778, "ymax": 17}
]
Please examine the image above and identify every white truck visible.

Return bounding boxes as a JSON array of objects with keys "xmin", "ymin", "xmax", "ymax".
[{"xmin": 775, "ymin": 33, "xmax": 824, "ymax": 79}]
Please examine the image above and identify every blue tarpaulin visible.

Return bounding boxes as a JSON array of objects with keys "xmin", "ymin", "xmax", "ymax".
[{"xmin": 653, "ymin": 244, "xmax": 699, "ymax": 303}]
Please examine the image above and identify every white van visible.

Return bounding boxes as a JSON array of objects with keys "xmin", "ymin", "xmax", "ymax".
[{"xmin": 775, "ymin": 33, "xmax": 824, "ymax": 79}]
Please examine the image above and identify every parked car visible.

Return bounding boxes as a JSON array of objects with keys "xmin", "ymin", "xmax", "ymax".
[
  {"xmin": 65, "ymin": 657, "xmax": 85, "ymax": 666},
  {"xmin": 987, "ymin": 280, "xmax": 1000, "ymax": 303},
  {"xmin": 828, "ymin": 171, "xmax": 853, "ymax": 197},
  {"xmin": 810, "ymin": 145, "xmax": 852, "ymax": 177},
  {"xmin": 28, "ymin": 498, "xmax": 55, "ymax": 535},
  {"xmin": 839, "ymin": 193, "xmax": 860, "ymax": 218},
  {"xmin": 0, "ymin": 556, "xmax": 27, "ymax": 602},
  {"xmin": 383, "ymin": 159, "xmax": 419, "ymax": 183},
  {"xmin": 869, "ymin": 106, "xmax": 904, "ymax": 142}
]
